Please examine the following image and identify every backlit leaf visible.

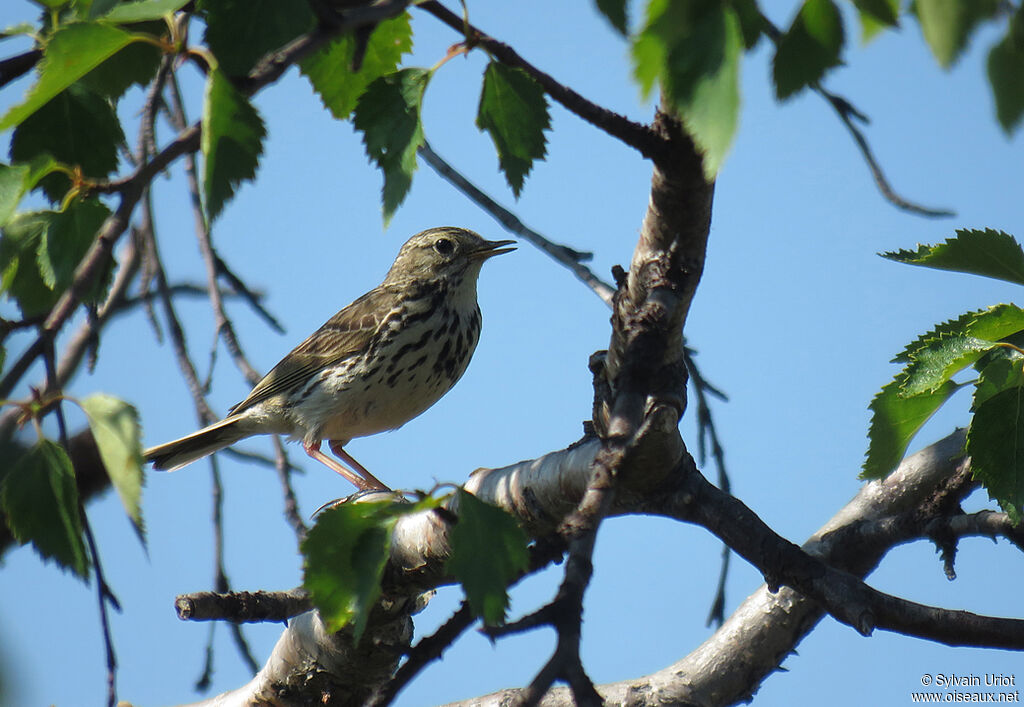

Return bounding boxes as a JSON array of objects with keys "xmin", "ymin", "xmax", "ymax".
[
  {"xmin": 913, "ymin": 0, "xmax": 999, "ymax": 68},
  {"xmin": 0, "ymin": 22, "xmax": 137, "ymax": 131},
  {"xmin": 300, "ymin": 12, "xmax": 414, "ymax": 120},
  {"xmin": 302, "ymin": 500, "xmax": 407, "ymax": 642},
  {"xmin": 631, "ymin": 0, "xmax": 743, "ymax": 178},
  {"xmin": 80, "ymin": 394, "xmax": 145, "ymax": 543},
  {"xmin": 353, "ymin": 68, "xmax": 431, "ymax": 223},
  {"xmin": 447, "ymin": 489, "xmax": 529, "ymax": 625},
  {"xmin": 476, "ymin": 62, "xmax": 550, "ymax": 198},
  {"xmin": 201, "ymin": 69, "xmax": 266, "ymax": 221}
]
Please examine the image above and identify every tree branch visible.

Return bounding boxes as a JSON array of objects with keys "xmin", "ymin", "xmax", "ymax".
[{"xmin": 418, "ymin": 1, "xmax": 667, "ymax": 161}]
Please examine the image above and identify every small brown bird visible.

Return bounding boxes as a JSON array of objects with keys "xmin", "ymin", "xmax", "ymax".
[{"xmin": 144, "ymin": 227, "xmax": 514, "ymax": 490}]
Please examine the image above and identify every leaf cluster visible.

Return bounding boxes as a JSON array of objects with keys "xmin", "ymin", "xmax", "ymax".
[
  {"xmin": 864, "ymin": 229, "xmax": 1024, "ymax": 522},
  {"xmin": 0, "ymin": 394, "xmax": 144, "ymax": 577},
  {"xmin": 301, "ymin": 489, "xmax": 528, "ymax": 641}
]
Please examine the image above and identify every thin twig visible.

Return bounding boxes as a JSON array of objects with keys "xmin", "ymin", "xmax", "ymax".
[
  {"xmin": 366, "ymin": 603, "xmax": 477, "ymax": 707},
  {"xmin": 44, "ymin": 346, "xmax": 121, "ymax": 707},
  {"xmin": 419, "ymin": 141, "xmax": 615, "ymax": 305},
  {"xmin": 758, "ymin": 14, "xmax": 954, "ymax": 218}
]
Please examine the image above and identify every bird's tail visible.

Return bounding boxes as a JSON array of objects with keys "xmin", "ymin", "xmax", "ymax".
[{"xmin": 144, "ymin": 417, "xmax": 249, "ymax": 471}]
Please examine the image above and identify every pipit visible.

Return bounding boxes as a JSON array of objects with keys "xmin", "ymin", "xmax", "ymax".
[{"xmin": 144, "ymin": 227, "xmax": 514, "ymax": 490}]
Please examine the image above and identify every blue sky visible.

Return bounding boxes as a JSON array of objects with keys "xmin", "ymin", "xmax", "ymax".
[{"xmin": 1, "ymin": 2, "xmax": 1022, "ymax": 706}]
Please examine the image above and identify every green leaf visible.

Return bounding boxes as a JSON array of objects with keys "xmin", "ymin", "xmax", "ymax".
[
  {"xmin": 201, "ymin": 0, "xmax": 315, "ymax": 77},
  {"xmin": 353, "ymin": 68, "xmax": 430, "ymax": 223},
  {"xmin": 972, "ymin": 355, "xmax": 1024, "ymax": 409},
  {"xmin": 967, "ymin": 361, "xmax": 1024, "ymax": 522},
  {"xmin": 862, "ymin": 377, "xmax": 964, "ymax": 479},
  {"xmin": 37, "ymin": 198, "xmax": 111, "ymax": 293},
  {"xmin": 103, "ymin": 0, "xmax": 190, "ymax": 23},
  {"xmin": 476, "ymin": 62, "xmax": 550, "ymax": 198},
  {"xmin": 913, "ymin": 0, "xmax": 999, "ymax": 69},
  {"xmin": 987, "ymin": 16, "xmax": 1024, "ymax": 136},
  {"xmin": 901, "ymin": 335, "xmax": 998, "ymax": 396},
  {"xmin": 79, "ymin": 394, "xmax": 145, "ymax": 542},
  {"xmin": 595, "ymin": 0, "xmax": 628, "ymax": 34},
  {"xmin": 898, "ymin": 305, "xmax": 1024, "ymax": 395},
  {"xmin": 0, "ymin": 199, "xmax": 112, "ymax": 317},
  {"xmin": 881, "ymin": 229, "xmax": 1024, "ymax": 286},
  {"xmin": 772, "ymin": 0, "xmax": 845, "ymax": 100},
  {"xmin": 0, "ymin": 440, "xmax": 89, "ymax": 578},
  {"xmin": 302, "ymin": 500, "xmax": 406, "ymax": 641},
  {"xmin": 0, "ymin": 22, "xmax": 137, "ymax": 131},
  {"xmin": 300, "ymin": 12, "xmax": 414, "ymax": 121},
  {"xmin": 0, "ymin": 157, "xmax": 60, "ymax": 226},
  {"xmin": 447, "ymin": 489, "xmax": 529, "ymax": 626},
  {"xmin": 732, "ymin": 0, "xmax": 766, "ymax": 49},
  {"xmin": 201, "ymin": 69, "xmax": 266, "ymax": 221},
  {"xmin": 0, "ymin": 211, "xmax": 53, "ymax": 317},
  {"xmin": 79, "ymin": 33, "xmax": 162, "ymax": 100},
  {"xmin": 632, "ymin": 0, "xmax": 743, "ymax": 178},
  {"xmin": 10, "ymin": 82, "xmax": 125, "ymax": 202},
  {"xmin": 853, "ymin": 0, "xmax": 900, "ymax": 42}
]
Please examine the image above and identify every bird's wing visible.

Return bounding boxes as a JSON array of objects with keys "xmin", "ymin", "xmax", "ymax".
[{"xmin": 229, "ymin": 286, "xmax": 396, "ymax": 415}]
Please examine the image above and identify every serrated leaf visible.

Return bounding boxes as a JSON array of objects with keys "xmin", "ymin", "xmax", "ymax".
[
  {"xmin": 631, "ymin": 0, "xmax": 742, "ymax": 179},
  {"xmin": 0, "ymin": 199, "xmax": 113, "ymax": 317},
  {"xmin": 300, "ymin": 13, "xmax": 414, "ymax": 121},
  {"xmin": 103, "ymin": 0, "xmax": 190, "ymax": 23},
  {"xmin": 0, "ymin": 440, "xmax": 89, "ymax": 578},
  {"xmin": 987, "ymin": 19, "xmax": 1024, "ymax": 136},
  {"xmin": 10, "ymin": 82, "xmax": 125, "ymax": 202},
  {"xmin": 882, "ymin": 229, "xmax": 1024, "ymax": 286},
  {"xmin": 854, "ymin": 0, "xmax": 900, "ymax": 42},
  {"xmin": 0, "ymin": 157, "xmax": 60, "ymax": 226},
  {"xmin": 967, "ymin": 364, "xmax": 1024, "ymax": 522},
  {"xmin": 476, "ymin": 62, "xmax": 550, "ymax": 198},
  {"xmin": 772, "ymin": 0, "xmax": 845, "ymax": 100},
  {"xmin": 900, "ymin": 335, "xmax": 997, "ymax": 396},
  {"xmin": 0, "ymin": 22, "xmax": 137, "ymax": 131},
  {"xmin": 732, "ymin": 0, "xmax": 766, "ymax": 49},
  {"xmin": 595, "ymin": 0, "xmax": 628, "ymax": 34},
  {"xmin": 201, "ymin": 0, "xmax": 314, "ymax": 77},
  {"xmin": 302, "ymin": 500, "xmax": 406, "ymax": 642},
  {"xmin": 973, "ymin": 355, "xmax": 1024, "ymax": 409},
  {"xmin": 37, "ymin": 198, "xmax": 111, "ymax": 292},
  {"xmin": 201, "ymin": 69, "xmax": 266, "ymax": 221},
  {"xmin": 353, "ymin": 68, "xmax": 430, "ymax": 223},
  {"xmin": 913, "ymin": 0, "xmax": 1000, "ymax": 69},
  {"xmin": 80, "ymin": 34, "xmax": 162, "ymax": 100},
  {"xmin": 0, "ymin": 211, "xmax": 53, "ymax": 317},
  {"xmin": 80, "ymin": 394, "xmax": 145, "ymax": 543},
  {"xmin": 447, "ymin": 489, "xmax": 529, "ymax": 626},
  {"xmin": 862, "ymin": 377, "xmax": 964, "ymax": 479},
  {"xmin": 0, "ymin": 163, "xmax": 32, "ymax": 227}
]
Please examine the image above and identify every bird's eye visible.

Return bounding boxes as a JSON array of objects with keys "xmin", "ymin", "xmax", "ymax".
[{"xmin": 433, "ymin": 238, "xmax": 455, "ymax": 256}]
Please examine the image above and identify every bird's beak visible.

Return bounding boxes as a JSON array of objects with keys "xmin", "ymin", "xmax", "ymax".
[{"xmin": 471, "ymin": 239, "xmax": 517, "ymax": 260}]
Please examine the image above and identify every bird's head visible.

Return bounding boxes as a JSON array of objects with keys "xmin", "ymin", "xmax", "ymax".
[{"xmin": 384, "ymin": 227, "xmax": 516, "ymax": 285}]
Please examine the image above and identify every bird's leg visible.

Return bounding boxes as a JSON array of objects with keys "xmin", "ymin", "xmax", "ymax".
[
  {"xmin": 303, "ymin": 440, "xmax": 380, "ymax": 491},
  {"xmin": 328, "ymin": 440, "xmax": 391, "ymax": 491}
]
